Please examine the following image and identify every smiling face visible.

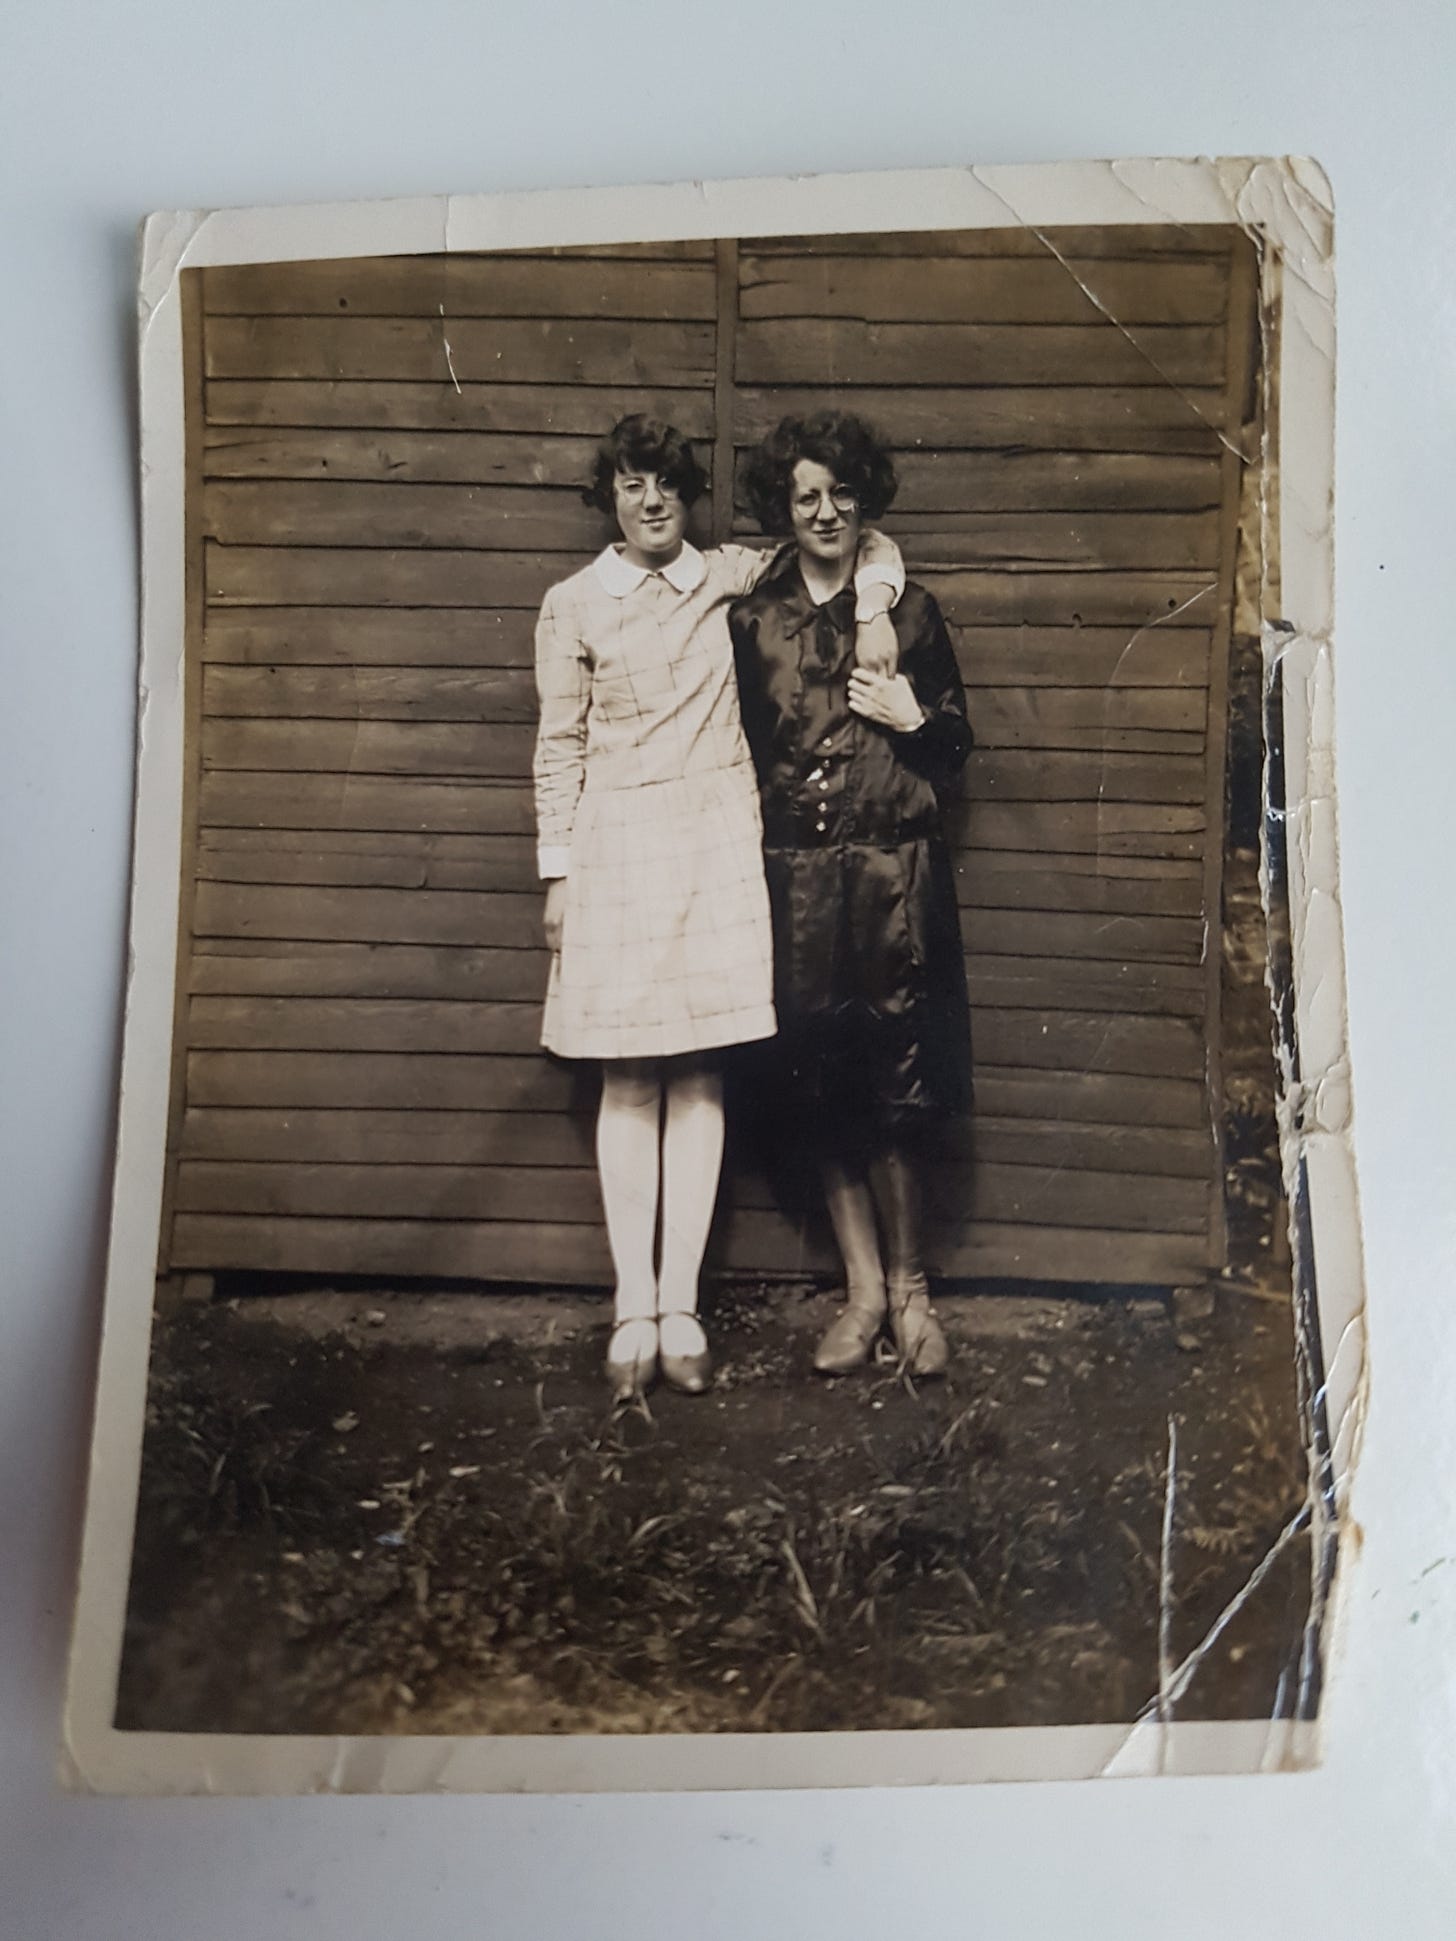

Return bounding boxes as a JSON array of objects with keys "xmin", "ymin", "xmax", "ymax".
[
  {"xmin": 613, "ymin": 468, "xmax": 690, "ymax": 569},
  {"xmin": 788, "ymin": 459, "xmax": 863, "ymax": 572}
]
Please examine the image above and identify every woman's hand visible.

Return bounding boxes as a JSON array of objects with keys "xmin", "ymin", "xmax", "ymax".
[
  {"xmin": 848, "ymin": 669, "xmax": 926, "ymax": 735},
  {"xmin": 543, "ymin": 877, "xmax": 568, "ymax": 954}
]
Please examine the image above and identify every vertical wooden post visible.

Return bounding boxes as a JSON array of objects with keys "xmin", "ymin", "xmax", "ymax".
[
  {"xmin": 1200, "ymin": 231, "xmax": 1260, "ymax": 1274},
  {"xmin": 710, "ymin": 238, "xmax": 739, "ymax": 545},
  {"xmin": 155, "ymin": 268, "xmax": 207, "ymax": 1274}
]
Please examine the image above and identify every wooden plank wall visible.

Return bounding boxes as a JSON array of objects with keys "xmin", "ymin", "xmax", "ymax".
[{"xmin": 166, "ymin": 227, "xmax": 1255, "ymax": 1288}]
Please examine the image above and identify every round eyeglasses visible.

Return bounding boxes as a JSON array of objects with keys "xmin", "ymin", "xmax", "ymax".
[{"xmin": 791, "ymin": 485, "xmax": 859, "ymax": 517}]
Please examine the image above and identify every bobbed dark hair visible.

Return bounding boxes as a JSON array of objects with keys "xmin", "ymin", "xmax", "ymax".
[
  {"xmin": 581, "ymin": 413, "xmax": 710, "ymax": 514},
  {"xmin": 742, "ymin": 410, "xmax": 899, "ymax": 536}
]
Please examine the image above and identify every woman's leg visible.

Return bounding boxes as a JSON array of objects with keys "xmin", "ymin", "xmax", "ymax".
[
  {"xmin": 869, "ymin": 1142, "xmax": 948, "ymax": 1377},
  {"xmin": 813, "ymin": 1154, "xmax": 888, "ymax": 1374},
  {"xmin": 655, "ymin": 1060, "xmax": 723, "ymax": 1390},
  {"xmin": 597, "ymin": 1061, "xmax": 663, "ymax": 1392},
  {"xmin": 657, "ymin": 1060, "xmax": 725, "ymax": 1324}
]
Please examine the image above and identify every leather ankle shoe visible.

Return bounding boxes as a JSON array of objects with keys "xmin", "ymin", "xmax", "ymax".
[
  {"xmin": 813, "ymin": 1298, "xmax": 886, "ymax": 1375},
  {"xmin": 887, "ymin": 1274, "xmax": 948, "ymax": 1378}
]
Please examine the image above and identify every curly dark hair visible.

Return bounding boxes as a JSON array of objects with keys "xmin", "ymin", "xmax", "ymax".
[
  {"xmin": 581, "ymin": 414, "xmax": 710, "ymax": 514},
  {"xmin": 741, "ymin": 410, "xmax": 899, "ymax": 536}
]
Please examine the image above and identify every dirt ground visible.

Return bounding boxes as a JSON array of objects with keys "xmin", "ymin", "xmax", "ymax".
[
  {"xmin": 118, "ymin": 774, "xmax": 1313, "ymax": 1738},
  {"xmin": 117, "ymin": 1273, "xmax": 1314, "ymax": 1737}
]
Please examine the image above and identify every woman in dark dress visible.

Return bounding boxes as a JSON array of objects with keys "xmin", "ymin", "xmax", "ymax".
[{"xmin": 729, "ymin": 412, "xmax": 973, "ymax": 1378}]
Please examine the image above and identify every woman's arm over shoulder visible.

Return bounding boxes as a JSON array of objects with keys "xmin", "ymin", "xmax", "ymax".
[
  {"xmin": 532, "ymin": 580, "xmax": 592, "ymax": 878},
  {"xmin": 710, "ymin": 539, "xmax": 792, "ymax": 599}
]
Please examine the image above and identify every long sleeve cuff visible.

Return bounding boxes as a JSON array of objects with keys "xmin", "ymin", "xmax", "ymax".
[
  {"xmin": 852, "ymin": 559, "xmax": 905, "ymax": 621},
  {"xmin": 537, "ymin": 844, "xmax": 571, "ymax": 879}
]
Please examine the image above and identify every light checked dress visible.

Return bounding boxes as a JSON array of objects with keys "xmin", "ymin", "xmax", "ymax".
[
  {"xmin": 533, "ymin": 542, "xmax": 777, "ymax": 1059},
  {"xmin": 533, "ymin": 540, "xmax": 900, "ymax": 1061}
]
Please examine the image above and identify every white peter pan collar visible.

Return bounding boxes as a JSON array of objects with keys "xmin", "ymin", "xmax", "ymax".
[{"xmin": 592, "ymin": 542, "xmax": 707, "ymax": 598}]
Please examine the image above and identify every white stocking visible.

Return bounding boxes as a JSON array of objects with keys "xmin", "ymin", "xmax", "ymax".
[
  {"xmin": 596, "ymin": 1064, "xmax": 663, "ymax": 1325},
  {"xmin": 657, "ymin": 1064, "xmax": 726, "ymax": 1320}
]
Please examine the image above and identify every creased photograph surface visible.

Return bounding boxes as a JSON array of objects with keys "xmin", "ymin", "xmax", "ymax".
[{"xmin": 64, "ymin": 160, "xmax": 1359, "ymax": 1793}]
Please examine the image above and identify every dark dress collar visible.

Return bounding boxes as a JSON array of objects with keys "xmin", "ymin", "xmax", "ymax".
[{"xmin": 768, "ymin": 555, "xmax": 858, "ymax": 639}]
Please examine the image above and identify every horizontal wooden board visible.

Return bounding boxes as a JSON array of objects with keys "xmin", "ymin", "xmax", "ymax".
[
  {"xmin": 962, "ymin": 749, "xmax": 1207, "ymax": 804},
  {"xmin": 197, "ymin": 829, "xmax": 541, "ymax": 892},
  {"xmin": 193, "ymin": 882, "xmax": 543, "ymax": 949},
  {"xmin": 179, "ymin": 1105, "xmax": 1214, "ymax": 1179},
  {"xmin": 203, "ymin": 257, "xmax": 717, "ymax": 319},
  {"xmin": 201, "ymin": 719, "xmax": 535, "ymax": 778},
  {"xmin": 189, "ymin": 996, "xmax": 544, "ymax": 1055},
  {"xmin": 964, "ymin": 801, "xmax": 1205, "ymax": 856},
  {"xmin": 210, "ymin": 434, "xmax": 1220, "ymax": 511},
  {"xmin": 176, "ymin": 1156, "xmax": 1208, "ymax": 1236},
  {"xmin": 734, "ymin": 385, "xmax": 1228, "ymax": 453},
  {"xmin": 200, "ymin": 620, "xmax": 1212, "ymax": 687},
  {"xmin": 194, "ymin": 833, "xmax": 1205, "ymax": 912},
  {"xmin": 194, "ymin": 879, "xmax": 1201, "ymax": 963},
  {"xmin": 969, "ymin": 686, "xmax": 1205, "ymax": 751},
  {"xmin": 842, "ymin": 449, "xmax": 1221, "ymax": 515},
  {"xmin": 203, "ymin": 670, "xmax": 1202, "ymax": 739},
  {"xmin": 211, "ymin": 553, "xmax": 1221, "ymax": 621},
  {"xmin": 958, "ymin": 626, "xmax": 1211, "ymax": 689},
  {"xmin": 738, "ymin": 256, "xmax": 1229, "ymax": 326},
  {"xmin": 186, "ymin": 1050, "xmax": 1207, "ymax": 1127},
  {"xmin": 203, "ymin": 608, "xmax": 538, "ymax": 667},
  {"xmin": 744, "ymin": 227, "xmax": 1237, "ymax": 259},
  {"xmin": 185, "ymin": 997, "xmax": 1202, "ymax": 1079},
  {"xmin": 966, "ymin": 908, "xmax": 1204, "ymax": 963},
  {"xmin": 965, "ymin": 954, "xmax": 1207, "ymax": 1018},
  {"xmin": 203, "ymin": 428, "xmax": 606, "ymax": 486},
  {"xmin": 190, "ymin": 941, "xmax": 547, "ymax": 1000},
  {"xmin": 181, "ymin": 1106, "xmax": 596, "ymax": 1168},
  {"xmin": 207, "ymin": 379, "xmax": 718, "ymax": 438},
  {"xmin": 187, "ymin": 1051, "xmax": 579, "ymax": 1113},
  {"xmin": 203, "ymin": 479, "xmax": 611, "ymax": 552},
  {"xmin": 205, "ymin": 544, "xmax": 589, "ymax": 609},
  {"xmin": 917, "ymin": 568, "xmax": 1218, "ymax": 627},
  {"xmin": 965, "ymin": 1115, "xmax": 1213, "ymax": 1180},
  {"xmin": 197, "ymin": 772, "xmax": 534, "ymax": 834},
  {"xmin": 973, "ymin": 1065, "xmax": 1207, "ymax": 1129},
  {"xmin": 207, "ymin": 316, "xmax": 716, "ymax": 385},
  {"xmin": 204, "ymin": 664, "xmax": 536, "ymax": 723},
  {"xmin": 176, "ymin": 1159, "xmax": 602, "ymax": 1224},
  {"xmin": 185, "ymin": 936, "xmax": 1210, "ymax": 1019},
  {"xmin": 957, "ymin": 860, "xmax": 1205, "ymax": 918},
  {"xmin": 735, "ymin": 320, "xmax": 1224, "ymax": 388},
  {"xmin": 169, "ymin": 1210, "xmax": 1210, "ymax": 1284},
  {"xmin": 752, "ymin": 509, "xmax": 1222, "ymax": 572},
  {"xmin": 194, "ymin": 771, "xmax": 1206, "ymax": 853}
]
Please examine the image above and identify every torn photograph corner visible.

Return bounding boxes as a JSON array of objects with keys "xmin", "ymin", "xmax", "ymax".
[{"xmin": 62, "ymin": 156, "xmax": 1363, "ymax": 1796}]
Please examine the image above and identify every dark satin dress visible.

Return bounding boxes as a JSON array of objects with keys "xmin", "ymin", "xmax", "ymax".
[{"xmin": 729, "ymin": 555, "xmax": 974, "ymax": 1152}]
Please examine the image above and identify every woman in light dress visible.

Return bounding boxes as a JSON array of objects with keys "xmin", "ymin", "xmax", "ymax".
[{"xmin": 532, "ymin": 415, "xmax": 903, "ymax": 1399}]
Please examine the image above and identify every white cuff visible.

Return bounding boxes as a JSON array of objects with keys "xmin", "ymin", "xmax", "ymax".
[
  {"xmin": 852, "ymin": 562, "xmax": 904, "ymax": 621},
  {"xmin": 537, "ymin": 844, "xmax": 571, "ymax": 879}
]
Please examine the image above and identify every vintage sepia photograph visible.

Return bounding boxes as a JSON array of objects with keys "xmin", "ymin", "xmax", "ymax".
[{"xmin": 65, "ymin": 163, "xmax": 1359, "ymax": 1791}]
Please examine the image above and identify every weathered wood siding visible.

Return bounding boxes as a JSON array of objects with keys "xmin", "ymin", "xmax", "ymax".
[{"xmin": 165, "ymin": 227, "xmax": 1257, "ymax": 1287}]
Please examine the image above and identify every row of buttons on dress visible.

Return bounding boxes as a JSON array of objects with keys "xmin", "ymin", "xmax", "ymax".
[{"xmin": 810, "ymin": 734, "xmax": 834, "ymax": 835}]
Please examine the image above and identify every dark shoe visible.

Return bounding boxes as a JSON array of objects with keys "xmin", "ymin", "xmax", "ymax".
[
  {"xmin": 606, "ymin": 1317, "xmax": 658, "ymax": 1401},
  {"xmin": 813, "ymin": 1296, "xmax": 887, "ymax": 1375},
  {"xmin": 658, "ymin": 1311, "xmax": 712, "ymax": 1393},
  {"xmin": 888, "ymin": 1273, "xmax": 948, "ymax": 1378}
]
